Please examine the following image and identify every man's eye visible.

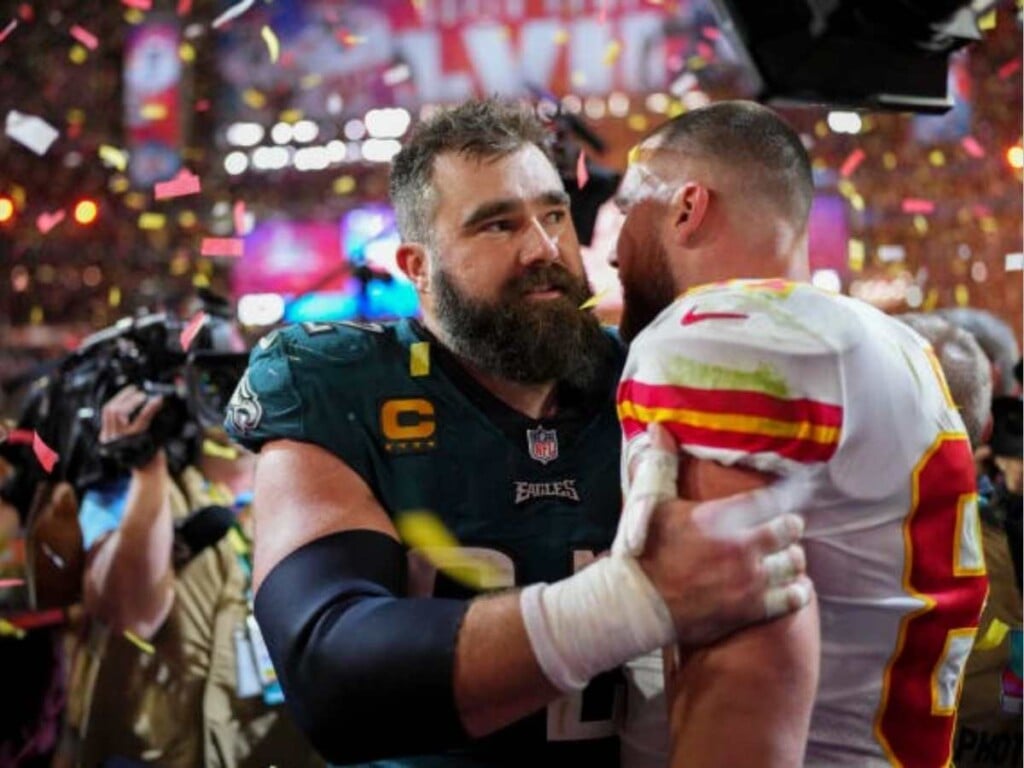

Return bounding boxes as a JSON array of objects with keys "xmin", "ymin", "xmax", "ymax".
[
  {"xmin": 482, "ymin": 220, "xmax": 515, "ymax": 233},
  {"xmin": 544, "ymin": 210, "xmax": 567, "ymax": 225}
]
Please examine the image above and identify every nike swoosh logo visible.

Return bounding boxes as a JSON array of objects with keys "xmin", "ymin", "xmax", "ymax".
[{"xmin": 681, "ymin": 306, "xmax": 749, "ymax": 326}]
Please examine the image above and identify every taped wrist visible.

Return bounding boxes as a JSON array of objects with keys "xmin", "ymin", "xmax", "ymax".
[
  {"xmin": 253, "ymin": 530, "xmax": 471, "ymax": 763},
  {"xmin": 520, "ymin": 554, "xmax": 676, "ymax": 693}
]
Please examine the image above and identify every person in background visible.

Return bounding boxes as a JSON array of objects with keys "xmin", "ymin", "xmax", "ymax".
[
  {"xmin": 224, "ymin": 98, "xmax": 810, "ymax": 767},
  {"xmin": 66, "ymin": 380, "xmax": 323, "ymax": 766},
  {"xmin": 611, "ymin": 100, "xmax": 987, "ymax": 767}
]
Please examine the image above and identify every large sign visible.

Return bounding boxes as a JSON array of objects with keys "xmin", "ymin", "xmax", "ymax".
[{"xmin": 218, "ymin": 0, "xmax": 709, "ymax": 119}]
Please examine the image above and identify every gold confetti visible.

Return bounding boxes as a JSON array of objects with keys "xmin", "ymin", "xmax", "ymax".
[
  {"xmin": 179, "ymin": 42, "xmax": 195, "ymax": 62},
  {"xmin": 30, "ymin": 306, "xmax": 43, "ymax": 324},
  {"xmin": 193, "ymin": 273, "xmax": 211, "ymax": 288},
  {"xmin": 124, "ymin": 192, "xmax": 146, "ymax": 210},
  {"xmin": 850, "ymin": 194, "xmax": 864, "ymax": 212},
  {"xmin": 602, "ymin": 40, "xmax": 622, "ymax": 66},
  {"xmin": 579, "ymin": 289, "xmax": 609, "ymax": 310},
  {"xmin": 279, "ymin": 108, "xmax": 303, "ymax": 124},
  {"xmin": 138, "ymin": 212, "xmax": 166, "ymax": 230},
  {"xmin": 396, "ymin": 511, "xmax": 504, "ymax": 591},
  {"xmin": 627, "ymin": 145, "xmax": 641, "ymax": 166},
  {"xmin": 978, "ymin": 9, "xmax": 997, "ymax": 30},
  {"xmin": 333, "ymin": 175, "xmax": 356, "ymax": 195},
  {"xmin": 882, "ymin": 152, "xmax": 898, "ymax": 170},
  {"xmin": 666, "ymin": 100, "xmax": 685, "ymax": 118},
  {"xmin": 974, "ymin": 619, "xmax": 1009, "ymax": 650},
  {"xmin": 99, "ymin": 145, "xmax": 128, "ymax": 171},
  {"xmin": 178, "ymin": 210, "xmax": 197, "ymax": 228},
  {"xmin": 928, "ymin": 150, "xmax": 945, "ymax": 167},
  {"xmin": 203, "ymin": 438, "xmax": 239, "ymax": 460},
  {"xmin": 553, "ymin": 28, "xmax": 569, "ymax": 45},
  {"xmin": 140, "ymin": 103, "xmax": 168, "ymax": 120},
  {"xmin": 814, "ymin": 121, "xmax": 828, "ymax": 138},
  {"xmin": 260, "ymin": 25, "xmax": 279, "ymax": 63},
  {"xmin": 123, "ymin": 629, "xmax": 155, "ymax": 655},
  {"xmin": 923, "ymin": 288, "xmax": 939, "ymax": 311},
  {"xmin": 109, "ymin": 175, "xmax": 130, "ymax": 193},
  {"xmin": 409, "ymin": 342, "xmax": 430, "ymax": 377},
  {"xmin": 124, "ymin": 8, "xmax": 145, "ymax": 24},
  {"xmin": 848, "ymin": 239, "xmax": 865, "ymax": 272},
  {"xmin": 108, "ymin": 286, "xmax": 122, "ymax": 307},
  {"xmin": 242, "ymin": 89, "xmax": 266, "ymax": 109},
  {"xmin": 0, "ymin": 619, "xmax": 26, "ymax": 639},
  {"xmin": 627, "ymin": 114, "xmax": 648, "ymax": 132},
  {"xmin": 954, "ymin": 284, "xmax": 969, "ymax": 306},
  {"xmin": 913, "ymin": 215, "xmax": 928, "ymax": 235},
  {"xmin": 69, "ymin": 44, "xmax": 88, "ymax": 64}
]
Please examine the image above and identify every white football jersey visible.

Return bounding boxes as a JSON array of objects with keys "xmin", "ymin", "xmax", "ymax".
[{"xmin": 618, "ymin": 280, "xmax": 989, "ymax": 767}]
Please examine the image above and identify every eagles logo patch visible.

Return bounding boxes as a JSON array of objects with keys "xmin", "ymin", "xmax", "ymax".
[{"xmin": 226, "ymin": 371, "xmax": 263, "ymax": 434}]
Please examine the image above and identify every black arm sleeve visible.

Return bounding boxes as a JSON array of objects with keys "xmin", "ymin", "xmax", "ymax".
[{"xmin": 253, "ymin": 530, "xmax": 471, "ymax": 764}]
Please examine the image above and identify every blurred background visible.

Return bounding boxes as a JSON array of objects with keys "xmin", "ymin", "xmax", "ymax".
[{"xmin": 1, "ymin": 0, "xmax": 1021, "ymax": 389}]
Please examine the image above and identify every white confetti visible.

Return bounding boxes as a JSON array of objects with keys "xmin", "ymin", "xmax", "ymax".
[
  {"xmin": 211, "ymin": 0, "xmax": 255, "ymax": 29},
  {"xmin": 5, "ymin": 110, "xmax": 59, "ymax": 156},
  {"xmin": 1006, "ymin": 253, "xmax": 1023, "ymax": 272}
]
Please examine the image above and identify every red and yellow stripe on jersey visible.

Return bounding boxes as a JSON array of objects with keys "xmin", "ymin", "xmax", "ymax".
[{"xmin": 617, "ymin": 378, "xmax": 843, "ymax": 464}]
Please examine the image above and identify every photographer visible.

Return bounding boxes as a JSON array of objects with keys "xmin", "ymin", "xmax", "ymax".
[{"xmin": 66, "ymin": 331, "xmax": 323, "ymax": 768}]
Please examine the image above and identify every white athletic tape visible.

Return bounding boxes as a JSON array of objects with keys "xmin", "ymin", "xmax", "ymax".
[
  {"xmin": 764, "ymin": 580, "xmax": 812, "ymax": 620},
  {"xmin": 614, "ymin": 447, "xmax": 677, "ymax": 556},
  {"xmin": 762, "ymin": 547, "xmax": 799, "ymax": 587},
  {"xmin": 521, "ymin": 555, "xmax": 676, "ymax": 693}
]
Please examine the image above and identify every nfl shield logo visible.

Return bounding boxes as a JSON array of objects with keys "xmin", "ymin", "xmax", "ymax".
[{"xmin": 526, "ymin": 425, "xmax": 559, "ymax": 465}]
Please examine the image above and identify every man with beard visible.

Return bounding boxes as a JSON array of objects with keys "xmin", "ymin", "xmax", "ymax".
[
  {"xmin": 612, "ymin": 101, "xmax": 986, "ymax": 767},
  {"xmin": 224, "ymin": 99, "xmax": 811, "ymax": 766}
]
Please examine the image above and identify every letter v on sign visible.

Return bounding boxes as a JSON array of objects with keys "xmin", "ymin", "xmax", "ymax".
[{"xmin": 681, "ymin": 306, "xmax": 749, "ymax": 326}]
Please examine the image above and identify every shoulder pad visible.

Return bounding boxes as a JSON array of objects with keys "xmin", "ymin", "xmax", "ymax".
[{"xmin": 273, "ymin": 321, "xmax": 396, "ymax": 366}]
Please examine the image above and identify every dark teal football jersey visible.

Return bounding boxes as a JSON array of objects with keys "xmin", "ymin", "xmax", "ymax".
[{"xmin": 226, "ymin": 318, "xmax": 626, "ymax": 767}]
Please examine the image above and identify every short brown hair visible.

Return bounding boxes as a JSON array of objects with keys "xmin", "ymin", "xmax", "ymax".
[{"xmin": 389, "ymin": 99, "xmax": 551, "ymax": 244}]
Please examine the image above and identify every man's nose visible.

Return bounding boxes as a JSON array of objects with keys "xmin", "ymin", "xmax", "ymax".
[{"xmin": 520, "ymin": 217, "xmax": 560, "ymax": 266}]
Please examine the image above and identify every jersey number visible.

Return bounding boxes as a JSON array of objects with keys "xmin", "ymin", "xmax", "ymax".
[{"xmin": 875, "ymin": 434, "xmax": 988, "ymax": 767}]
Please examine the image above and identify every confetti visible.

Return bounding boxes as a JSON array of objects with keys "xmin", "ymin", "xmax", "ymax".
[
  {"xmin": 579, "ymin": 289, "xmax": 609, "ymax": 311},
  {"xmin": 5, "ymin": 110, "xmax": 59, "ymax": 155},
  {"xmin": 382, "ymin": 63, "xmax": 411, "ymax": 86},
  {"xmin": 154, "ymin": 168, "xmax": 201, "ymax": 200},
  {"xmin": 69, "ymin": 24, "xmax": 98, "ymax": 50},
  {"xmin": 260, "ymin": 24, "xmax": 279, "ymax": 63},
  {"xmin": 121, "ymin": 0, "xmax": 152, "ymax": 8},
  {"xmin": 177, "ymin": 0, "xmax": 192, "ymax": 15},
  {"xmin": 202, "ymin": 439, "xmax": 238, "ymax": 460},
  {"xmin": 960, "ymin": 136, "xmax": 985, "ymax": 158},
  {"xmin": 140, "ymin": 102, "xmax": 168, "ymax": 120},
  {"xmin": 201, "ymin": 237, "xmax": 244, "ymax": 257},
  {"xmin": 1006, "ymin": 253, "xmax": 1023, "ymax": 272},
  {"xmin": 978, "ymin": 10, "xmax": 997, "ymax": 30},
  {"xmin": 33, "ymin": 432, "xmax": 58, "ymax": 473},
  {"xmin": 602, "ymin": 40, "xmax": 622, "ymax": 66},
  {"xmin": 5, "ymin": 429, "xmax": 34, "ymax": 445},
  {"xmin": 553, "ymin": 28, "xmax": 569, "ymax": 45},
  {"xmin": 36, "ymin": 209, "xmax": 65, "ymax": 234},
  {"xmin": 669, "ymin": 71, "xmax": 697, "ymax": 96},
  {"xmin": 123, "ymin": 629, "xmax": 155, "ymax": 654},
  {"xmin": 0, "ymin": 579, "xmax": 24, "ymax": 589},
  {"xmin": 41, "ymin": 542, "xmax": 64, "ymax": 569},
  {"xmin": 576, "ymin": 149, "xmax": 589, "ymax": 189},
  {"xmin": 98, "ymin": 144, "xmax": 128, "ymax": 171},
  {"xmin": 212, "ymin": 0, "xmax": 255, "ymax": 29},
  {"xmin": 598, "ymin": 0, "xmax": 607, "ymax": 24},
  {"xmin": 974, "ymin": 619, "xmax": 1009, "ymax": 651},
  {"xmin": 0, "ymin": 18, "xmax": 17, "ymax": 44},
  {"xmin": 999, "ymin": 58, "xmax": 1021, "ymax": 79},
  {"xmin": 701, "ymin": 26, "xmax": 721, "ymax": 41},
  {"xmin": 901, "ymin": 198, "xmax": 935, "ymax": 215},
  {"xmin": 396, "ymin": 511, "xmax": 504, "ymax": 590},
  {"xmin": 233, "ymin": 200, "xmax": 247, "ymax": 235},
  {"xmin": 180, "ymin": 311, "xmax": 207, "ymax": 352},
  {"xmin": 138, "ymin": 212, "xmax": 166, "ymax": 230},
  {"xmin": 839, "ymin": 148, "xmax": 866, "ymax": 178},
  {"xmin": 0, "ymin": 619, "xmax": 26, "ymax": 639}
]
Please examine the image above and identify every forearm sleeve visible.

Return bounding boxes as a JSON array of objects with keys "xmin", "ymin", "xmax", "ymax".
[{"xmin": 253, "ymin": 530, "xmax": 471, "ymax": 764}]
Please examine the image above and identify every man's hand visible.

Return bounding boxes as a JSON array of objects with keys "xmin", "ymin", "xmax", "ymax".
[
  {"xmin": 629, "ymin": 424, "xmax": 811, "ymax": 647},
  {"xmin": 99, "ymin": 385, "xmax": 164, "ymax": 445}
]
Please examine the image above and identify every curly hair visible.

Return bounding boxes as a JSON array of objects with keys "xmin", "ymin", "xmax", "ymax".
[{"xmin": 389, "ymin": 98, "xmax": 551, "ymax": 245}]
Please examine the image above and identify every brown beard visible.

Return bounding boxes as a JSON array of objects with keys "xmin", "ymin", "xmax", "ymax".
[{"xmin": 433, "ymin": 263, "xmax": 610, "ymax": 390}]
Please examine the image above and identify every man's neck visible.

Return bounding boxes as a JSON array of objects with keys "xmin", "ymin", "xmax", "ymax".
[{"xmin": 420, "ymin": 314, "xmax": 559, "ymax": 420}]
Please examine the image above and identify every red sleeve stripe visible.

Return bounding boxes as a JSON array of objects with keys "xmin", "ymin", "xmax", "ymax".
[{"xmin": 618, "ymin": 379, "xmax": 843, "ymax": 428}]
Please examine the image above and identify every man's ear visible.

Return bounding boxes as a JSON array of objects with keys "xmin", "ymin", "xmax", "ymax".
[
  {"xmin": 669, "ymin": 182, "xmax": 710, "ymax": 246},
  {"xmin": 396, "ymin": 243, "xmax": 430, "ymax": 292}
]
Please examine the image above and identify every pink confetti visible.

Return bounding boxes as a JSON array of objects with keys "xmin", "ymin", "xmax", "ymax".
[
  {"xmin": 0, "ymin": 579, "xmax": 25, "ymax": 589},
  {"xmin": 901, "ymin": 198, "xmax": 935, "ymax": 215},
  {"xmin": 32, "ymin": 433, "xmax": 58, "ymax": 473},
  {"xmin": 960, "ymin": 136, "xmax": 985, "ymax": 158},
  {"xmin": 194, "ymin": 99, "xmax": 210, "ymax": 112},
  {"xmin": 998, "ymin": 58, "xmax": 1021, "ymax": 79},
  {"xmin": 154, "ymin": 169, "xmax": 201, "ymax": 200},
  {"xmin": 201, "ymin": 237, "xmax": 244, "ymax": 258},
  {"xmin": 696, "ymin": 41, "xmax": 716, "ymax": 62},
  {"xmin": 5, "ymin": 429, "xmax": 34, "ymax": 445},
  {"xmin": 972, "ymin": 203, "xmax": 992, "ymax": 218},
  {"xmin": 701, "ymin": 26, "xmax": 721, "ymax": 41},
  {"xmin": 36, "ymin": 209, "xmax": 65, "ymax": 234},
  {"xmin": 598, "ymin": 0, "xmax": 607, "ymax": 24},
  {"xmin": 233, "ymin": 201, "xmax": 247, "ymax": 235},
  {"xmin": 121, "ymin": 0, "xmax": 152, "ymax": 8},
  {"xmin": 177, "ymin": 0, "xmax": 192, "ymax": 15},
  {"xmin": 0, "ymin": 19, "xmax": 17, "ymax": 44},
  {"xmin": 840, "ymin": 148, "xmax": 866, "ymax": 178},
  {"xmin": 69, "ymin": 24, "xmax": 98, "ymax": 50},
  {"xmin": 576, "ymin": 150, "xmax": 589, "ymax": 190},
  {"xmin": 180, "ymin": 312, "xmax": 207, "ymax": 352}
]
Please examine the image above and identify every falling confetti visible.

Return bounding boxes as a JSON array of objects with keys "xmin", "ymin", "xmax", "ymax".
[
  {"xmin": 69, "ymin": 24, "xmax": 99, "ymax": 50},
  {"xmin": 233, "ymin": 200, "xmax": 247, "ymax": 235},
  {"xmin": 212, "ymin": 0, "xmax": 255, "ymax": 29},
  {"xmin": 98, "ymin": 144, "xmax": 128, "ymax": 171},
  {"xmin": 180, "ymin": 311, "xmax": 207, "ymax": 352},
  {"xmin": 138, "ymin": 212, "xmax": 166, "ymax": 230},
  {"xmin": 901, "ymin": 198, "xmax": 935, "ymax": 215},
  {"xmin": 839, "ymin": 148, "xmax": 866, "ymax": 178},
  {"xmin": 579, "ymin": 289, "xmax": 609, "ymax": 311},
  {"xmin": 0, "ymin": 19, "xmax": 17, "ymax": 44},
  {"xmin": 6, "ymin": 110, "xmax": 59, "ymax": 155},
  {"xmin": 123, "ymin": 630, "xmax": 155, "ymax": 654},
  {"xmin": 974, "ymin": 619, "xmax": 1009, "ymax": 651},
  {"xmin": 32, "ymin": 432, "xmax": 58, "ymax": 473},
  {"xmin": 36, "ymin": 209, "xmax": 65, "ymax": 234},
  {"xmin": 121, "ymin": 0, "xmax": 153, "ymax": 9},
  {"xmin": 998, "ymin": 58, "xmax": 1021, "ymax": 79},
  {"xmin": 177, "ymin": 0, "xmax": 192, "ymax": 15},
  {"xmin": 0, "ymin": 579, "xmax": 25, "ymax": 589},
  {"xmin": 0, "ymin": 619, "xmax": 26, "ymax": 639},
  {"xmin": 260, "ymin": 25, "xmax": 279, "ymax": 63},
  {"xmin": 960, "ymin": 136, "xmax": 985, "ymax": 158},
  {"xmin": 396, "ymin": 511, "xmax": 504, "ymax": 590},
  {"xmin": 602, "ymin": 40, "xmax": 622, "ymax": 66},
  {"xmin": 201, "ymin": 237, "xmax": 244, "ymax": 257},
  {"xmin": 154, "ymin": 168, "xmax": 201, "ymax": 200},
  {"xmin": 576, "ymin": 149, "xmax": 589, "ymax": 189}
]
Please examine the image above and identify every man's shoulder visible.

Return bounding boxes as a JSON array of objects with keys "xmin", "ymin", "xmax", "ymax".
[{"xmin": 257, "ymin": 320, "xmax": 399, "ymax": 368}]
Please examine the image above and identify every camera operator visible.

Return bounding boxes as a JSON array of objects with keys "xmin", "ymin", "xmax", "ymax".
[{"xmin": 67, "ymin": 381, "xmax": 323, "ymax": 767}]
